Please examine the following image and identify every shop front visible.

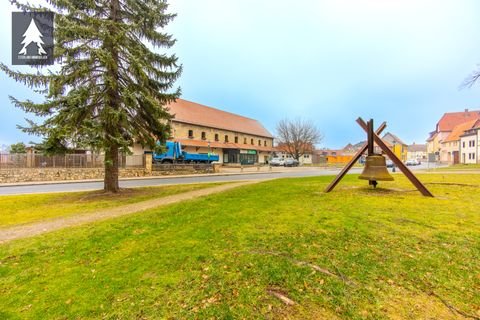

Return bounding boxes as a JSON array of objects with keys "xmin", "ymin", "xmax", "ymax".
[{"xmin": 223, "ymin": 149, "xmax": 258, "ymax": 164}]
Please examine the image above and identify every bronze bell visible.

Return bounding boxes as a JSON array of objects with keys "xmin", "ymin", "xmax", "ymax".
[{"xmin": 359, "ymin": 155, "xmax": 394, "ymax": 185}]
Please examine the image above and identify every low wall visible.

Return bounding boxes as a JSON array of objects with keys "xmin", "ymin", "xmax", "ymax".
[{"xmin": 0, "ymin": 166, "xmax": 214, "ymax": 184}]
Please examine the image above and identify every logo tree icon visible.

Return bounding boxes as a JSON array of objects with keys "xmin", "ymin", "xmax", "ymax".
[{"xmin": 18, "ymin": 18, "xmax": 47, "ymax": 55}]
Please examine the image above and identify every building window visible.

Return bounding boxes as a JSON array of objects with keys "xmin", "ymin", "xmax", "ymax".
[
  {"xmin": 244, "ymin": 137, "xmax": 247, "ymax": 144},
  {"xmin": 224, "ymin": 135, "xmax": 229, "ymax": 143},
  {"xmin": 201, "ymin": 132, "xmax": 206, "ymax": 140},
  {"xmin": 264, "ymin": 140, "xmax": 267, "ymax": 147},
  {"xmin": 215, "ymin": 134, "xmax": 219, "ymax": 141},
  {"xmin": 258, "ymin": 140, "xmax": 261, "ymax": 146},
  {"xmin": 251, "ymin": 138, "xmax": 254, "ymax": 145},
  {"xmin": 473, "ymin": 153, "xmax": 476, "ymax": 160},
  {"xmin": 463, "ymin": 141, "xmax": 466, "ymax": 148},
  {"xmin": 235, "ymin": 136, "xmax": 238, "ymax": 143},
  {"xmin": 188, "ymin": 130, "xmax": 194, "ymax": 138}
]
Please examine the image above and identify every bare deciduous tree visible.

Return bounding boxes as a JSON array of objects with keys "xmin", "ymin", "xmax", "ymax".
[
  {"xmin": 275, "ymin": 118, "xmax": 323, "ymax": 160},
  {"xmin": 462, "ymin": 65, "xmax": 480, "ymax": 88}
]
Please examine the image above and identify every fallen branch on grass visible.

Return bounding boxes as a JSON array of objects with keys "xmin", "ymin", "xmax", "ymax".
[
  {"xmin": 425, "ymin": 182, "xmax": 480, "ymax": 188},
  {"xmin": 267, "ymin": 288, "xmax": 296, "ymax": 305},
  {"xmin": 240, "ymin": 250, "xmax": 356, "ymax": 286},
  {"xmin": 429, "ymin": 291, "xmax": 480, "ymax": 320}
]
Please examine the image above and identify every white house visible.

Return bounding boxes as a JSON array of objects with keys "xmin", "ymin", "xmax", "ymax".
[{"xmin": 459, "ymin": 122, "xmax": 480, "ymax": 164}]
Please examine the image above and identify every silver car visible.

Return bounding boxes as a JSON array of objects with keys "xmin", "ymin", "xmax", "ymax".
[{"xmin": 270, "ymin": 157, "xmax": 285, "ymax": 166}]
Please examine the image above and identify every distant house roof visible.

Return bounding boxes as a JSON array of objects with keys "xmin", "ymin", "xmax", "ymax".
[
  {"xmin": 343, "ymin": 141, "xmax": 365, "ymax": 152},
  {"xmin": 315, "ymin": 149, "xmax": 343, "ymax": 156},
  {"xmin": 443, "ymin": 119, "xmax": 480, "ymax": 143},
  {"xmin": 436, "ymin": 109, "xmax": 480, "ymax": 132},
  {"xmin": 166, "ymin": 99, "xmax": 273, "ymax": 138},
  {"xmin": 382, "ymin": 132, "xmax": 407, "ymax": 146},
  {"xmin": 407, "ymin": 143, "xmax": 427, "ymax": 152},
  {"xmin": 276, "ymin": 143, "xmax": 314, "ymax": 153}
]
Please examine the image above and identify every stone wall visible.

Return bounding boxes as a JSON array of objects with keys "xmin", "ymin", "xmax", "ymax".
[{"xmin": 0, "ymin": 165, "xmax": 215, "ymax": 184}]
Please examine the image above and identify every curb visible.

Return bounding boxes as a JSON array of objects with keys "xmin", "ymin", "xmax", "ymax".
[{"xmin": 0, "ymin": 170, "xmax": 283, "ymax": 188}]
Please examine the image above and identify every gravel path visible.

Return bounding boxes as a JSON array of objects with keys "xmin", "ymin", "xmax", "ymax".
[{"xmin": 0, "ymin": 181, "xmax": 260, "ymax": 244}]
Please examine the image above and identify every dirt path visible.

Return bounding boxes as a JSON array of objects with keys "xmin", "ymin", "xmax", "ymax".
[{"xmin": 0, "ymin": 181, "xmax": 261, "ymax": 244}]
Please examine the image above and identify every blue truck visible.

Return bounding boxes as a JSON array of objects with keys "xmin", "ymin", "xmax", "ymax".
[{"xmin": 153, "ymin": 141, "xmax": 219, "ymax": 164}]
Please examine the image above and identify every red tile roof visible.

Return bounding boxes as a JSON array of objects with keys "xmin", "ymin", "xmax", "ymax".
[
  {"xmin": 436, "ymin": 109, "xmax": 480, "ymax": 132},
  {"xmin": 166, "ymin": 99, "xmax": 273, "ymax": 138},
  {"xmin": 443, "ymin": 119, "xmax": 480, "ymax": 142}
]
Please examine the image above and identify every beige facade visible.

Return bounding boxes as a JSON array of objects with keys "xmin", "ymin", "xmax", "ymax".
[
  {"xmin": 173, "ymin": 122, "xmax": 273, "ymax": 148},
  {"xmin": 439, "ymin": 140, "xmax": 459, "ymax": 164},
  {"xmin": 407, "ymin": 150, "xmax": 427, "ymax": 161},
  {"xmin": 407, "ymin": 143, "xmax": 427, "ymax": 161},
  {"xmin": 131, "ymin": 99, "xmax": 274, "ymax": 164},
  {"xmin": 173, "ymin": 122, "xmax": 274, "ymax": 164},
  {"xmin": 274, "ymin": 151, "xmax": 313, "ymax": 165},
  {"xmin": 426, "ymin": 131, "xmax": 449, "ymax": 155}
]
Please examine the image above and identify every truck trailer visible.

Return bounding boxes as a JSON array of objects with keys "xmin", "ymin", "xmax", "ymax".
[{"xmin": 153, "ymin": 141, "xmax": 219, "ymax": 164}]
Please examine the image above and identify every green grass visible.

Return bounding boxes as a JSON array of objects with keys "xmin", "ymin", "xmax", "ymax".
[
  {"xmin": 0, "ymin": 182, "xmax": 226, "ymax": 228},
  {"xmin": 0, "ymin": 174, "xmax": 479, "ymax": 319},
  {"xmin": 433, "ymin": 163, "xmax": 480, "ymax": 171}
]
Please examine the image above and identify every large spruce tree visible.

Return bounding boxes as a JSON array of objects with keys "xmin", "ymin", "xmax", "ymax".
[{"xmin": 1, "ymin": 0, "xmax": 181, "ymax": 192}]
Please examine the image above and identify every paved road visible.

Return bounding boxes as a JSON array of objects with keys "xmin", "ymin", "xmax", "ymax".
[
  {"xmin": 0, "ymin": 168, "xmax": 360, "ymax": 195},
  {"xmin": 0, "ymin": 161, "xmax": 443, "ymax": 196}
]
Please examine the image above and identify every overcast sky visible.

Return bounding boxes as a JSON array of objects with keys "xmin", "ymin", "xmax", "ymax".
[{"xmin": 1, "ymin": 0, "xmax": 480, "ymax": 148}]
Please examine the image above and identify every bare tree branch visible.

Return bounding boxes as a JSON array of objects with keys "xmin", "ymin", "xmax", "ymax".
[
  {"xmin": 275, "ymin": 118, "xmax": 323, "ymax": 160},
  {"xmin": 461, "ymin": 65, "xmax": 480, "ymax": 89}
]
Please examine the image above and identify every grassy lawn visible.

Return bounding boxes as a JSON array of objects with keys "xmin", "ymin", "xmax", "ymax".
[
  {"xmin": 0, "ymin": 174, "xmax": 479, "ymax": 319},
  {"xmin": 0, "ymin": 182, "xmax": 226, "ymax": 228},
  {"xmin": 432, "ymin": 163, "xmax": 480, "ymax": 171}
]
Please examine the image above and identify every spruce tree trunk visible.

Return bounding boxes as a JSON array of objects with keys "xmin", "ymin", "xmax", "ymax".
[
  {"xmin": 104, "ymin": 0, "xmax": 121, "ymax": 193},
  {"xmin": 104, "ymin": 143, "xmax": 120, "ymax": 192}
]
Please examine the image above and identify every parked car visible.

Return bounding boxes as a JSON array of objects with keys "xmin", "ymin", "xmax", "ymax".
[
  {"xmin": 386, "ymin": 159, "xmax": 394, "ymax": 168},
  {"xmin": 284, "ymin": 158, "xmax": 299, "ymax": 167},
  {"xmin": 270, "ymin": 157, "xmax": 285, "ymax": 166},
  {"xmin": 405, "ymin": 159, "xmax": 419, "ymax": 166}
]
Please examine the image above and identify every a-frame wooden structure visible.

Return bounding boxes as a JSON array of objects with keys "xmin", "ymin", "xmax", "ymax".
[{"xmin": 324, "ymin": 117, "xmax": 433, "ymax": 197}]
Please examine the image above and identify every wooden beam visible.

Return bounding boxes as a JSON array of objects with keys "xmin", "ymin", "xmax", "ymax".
[
  {"xmin": 356, "ymin": 118, "xmax": 434, "ymax": 197},
  {"xmin": 324, "ymin": 121, "xmax": 387, "ymax": 193}
]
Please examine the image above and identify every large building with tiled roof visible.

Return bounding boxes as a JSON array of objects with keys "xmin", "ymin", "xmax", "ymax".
[
  {"xmin": 427, "ymin": 109, "xmax": 480, "ymax": 158},
  {"xmin": 440, "ymin": 119, "xmax": 480, "ymax": 163},
  {"xmin": 132, "ymin": 99, "xmax": 275, "ymax": 164}
]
